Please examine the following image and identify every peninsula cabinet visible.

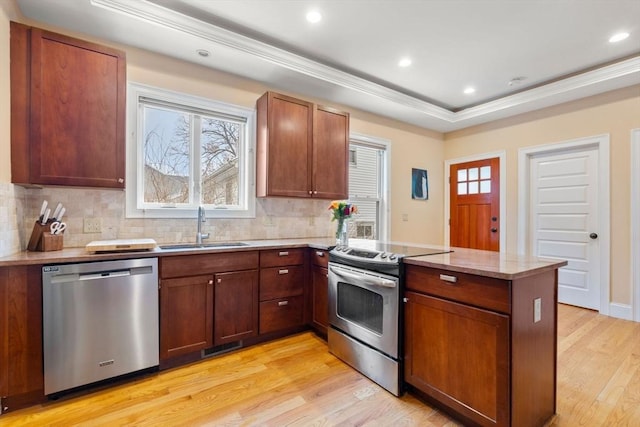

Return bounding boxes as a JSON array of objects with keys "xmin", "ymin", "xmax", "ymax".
[
  {"xmin": 404, "ymin": 265, "xmax": 557, "ymax": 427},
  {"xmin": 256, "ymin": 91, "xmax": 349, "ymax": 199},
  {"xmin": 159, "ymin": 251, "xmax": 259, "ymax": 360},
  {"xmin": 0, "ymin": 265, "xmax": 45, "ymax": 413},
  {"xmin": 10, "ymin": 22, "xmax": 126, "ymax": 188}
]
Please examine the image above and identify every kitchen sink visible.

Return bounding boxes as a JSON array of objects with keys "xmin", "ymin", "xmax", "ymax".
[{"xmin": 159, "ymin": 242, "xmax": 250, "ymax": 250}]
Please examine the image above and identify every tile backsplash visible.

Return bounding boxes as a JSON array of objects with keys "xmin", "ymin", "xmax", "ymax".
[
  {"xmin": 5, "ymin": 185, "xmax": 335, "ymax": 253},
  {"xmin": 0, "ymin": 182, "xmax": 24, "ymax": 257}
]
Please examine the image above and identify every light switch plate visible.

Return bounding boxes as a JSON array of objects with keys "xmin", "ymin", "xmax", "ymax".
[{"xmin": 534, "ymin": 297, "xmax": 542, "ymax": 323}]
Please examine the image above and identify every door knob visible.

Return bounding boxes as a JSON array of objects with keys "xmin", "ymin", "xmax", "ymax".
[
  {"xmin": 491, "ymin": 228, "xmax": 498, "ymax": 233},
  {"xmin": 589, "ymin": 233, "xmax": 598, "ymax": 239}
]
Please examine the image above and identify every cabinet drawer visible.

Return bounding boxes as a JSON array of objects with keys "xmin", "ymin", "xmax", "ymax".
[
  {"xmin": 259, "ymin": 295, "xmax": 304, "ymax": 334},
  {"xmin": 405, "ymin": 265, "xmax": 510, "ymax": 314},
  {"xmin": 310, "ymin": 249, "xmax": 328, "ymax": 268},
  {"xmin": 160, "ymin": 251, "xmax": 259, "ymax": 278},
  {"xmin": 260, "ymin": 248, "xmax": 305, "ymax": 267},
  {"xmin": 260, "ymin": 265, "xmax": 305, "ymax": 301}
]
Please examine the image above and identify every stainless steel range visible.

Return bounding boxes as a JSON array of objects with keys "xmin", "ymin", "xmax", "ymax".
[{"xmin": 328, "ymin": 242, "xmax": 451, "ymax": 396}]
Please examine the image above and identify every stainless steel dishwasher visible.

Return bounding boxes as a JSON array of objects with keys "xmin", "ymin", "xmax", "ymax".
[{"xmin": 42, "ymin": 258, "xmax": 159, "ymax": 395}]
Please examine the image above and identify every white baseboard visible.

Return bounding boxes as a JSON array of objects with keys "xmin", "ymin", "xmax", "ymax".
[{"xmin": 608, "ymin": 303, "xmax": 634, "ymax": 321}]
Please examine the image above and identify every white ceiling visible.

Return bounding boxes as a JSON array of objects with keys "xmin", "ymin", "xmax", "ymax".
[{"xmin": 16, "ymin": 0, "xmax": 640, "ymax": 132}]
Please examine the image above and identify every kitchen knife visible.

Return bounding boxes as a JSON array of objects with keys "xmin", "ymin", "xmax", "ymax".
[
  {"xmin": 57, "ymin": 207, "xmax": 66, "ymax": 222},
  {"xmin": 52, "ymin": 203, "xmax": 63, "ymax": 221},
  {"xmin": 39, "ymin": 200, "xmax": 48, "ymax": 222},
  {"xmin": 42, "ymin": 208, "xmax": 51, "ymax": 225}
]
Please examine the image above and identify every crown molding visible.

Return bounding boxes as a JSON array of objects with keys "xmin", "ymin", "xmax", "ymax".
[
  {"xmin": 455, "ymin": 56, "xmax": 640, "ymax": 122},
  {"xmin": 92, "ymin": 0, "xmax": 639, "ymax": 131}
]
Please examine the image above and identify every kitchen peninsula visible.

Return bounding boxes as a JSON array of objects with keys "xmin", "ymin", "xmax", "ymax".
[
  {"xmin": 1, "ymin": 241, "xmax": 566, "ymax": 427},
  {"xmin": 403, "ymin": 248, "xmax": 567, "ymax": 427}
]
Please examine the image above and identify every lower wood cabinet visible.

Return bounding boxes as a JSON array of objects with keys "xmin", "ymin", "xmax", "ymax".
[
  {"xmin": 160, "ymin": 275, "xmax": 213, "ymax": 360},
  {"xmin": 159, "ymin": 251, "xmax": 259, "ymax": 361},
  {"xmin": 0, "ymin": 265, "xmax": 45, "ymax": 412},
  {"xmin": 404, "ymin": 264, "xmax": 558, "ymax": 427},
  {"xmin": 214, "ymin": 270, "xmax": 259, "ymax": 345},
  {"xmin": 310, "ymin": 249, "xmax": 329, "ymax": 335},
  {"xmin": 258, "ymin": 248, "xmax": 306, "ymax": 334},
  {"xmin": 404, "ymin": 291, "xmax": 509, "ymax": 426}
]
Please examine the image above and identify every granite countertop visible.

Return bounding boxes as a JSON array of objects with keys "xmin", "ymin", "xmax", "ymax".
[
  {"xmin": 403, "ymin": 246, "xmax": 568, "ymax": 280},
  {"xmin": 0, "ymin": 238, "xmax": 337, "ymax": 267}
]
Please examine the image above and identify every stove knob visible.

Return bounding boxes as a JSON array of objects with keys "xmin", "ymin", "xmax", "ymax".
[
  {"xmin": 380, "ymin": 252, "xmax": 387, "ymax": 259},
  {"xmin": 389, "ymin": 254, "xmax": 397, "ymax": 260}
]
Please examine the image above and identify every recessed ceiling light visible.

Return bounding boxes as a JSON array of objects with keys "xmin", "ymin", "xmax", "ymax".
[
  {"xmin": 306, "ymin": 10, "xmax": 322, "ymax": 23},
  {"xmin": 398, "ymin": 57, "xmax": 412, "ymax": 67},
  {"xmin": 609, "ymin": 32, "xmax": 629, "ymax": 43},
  {"xmin": 463, "ymin": 87, "xmax": 476, "ymax": 95},
  {"xmin": 196, "ymin": 49, "xmax": 210, "ymax": 57}
]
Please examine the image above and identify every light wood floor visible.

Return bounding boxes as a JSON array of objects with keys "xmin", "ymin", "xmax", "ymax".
[{"xmin": 2, "ymin": 304, "xmax": 639, "ymax": 426}]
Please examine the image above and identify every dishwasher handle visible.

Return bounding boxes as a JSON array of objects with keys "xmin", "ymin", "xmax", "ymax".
[
  {"xmin": 50, "ymin": 265, "xmax": 154, "ymax": 284},
  {"xmin": 79, "ymin": 270, "xmax": 131, "ymax": 281}
]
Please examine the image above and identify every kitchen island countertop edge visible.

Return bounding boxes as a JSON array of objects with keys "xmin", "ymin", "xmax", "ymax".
[{"xmin": 403, "ymin": 246, "xmax": 567, "ymax": 280}]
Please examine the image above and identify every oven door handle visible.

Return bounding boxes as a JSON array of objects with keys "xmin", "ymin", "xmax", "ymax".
[{"xmin": 329, "ymin": 266, "xmax": 397, "ymax": 288}]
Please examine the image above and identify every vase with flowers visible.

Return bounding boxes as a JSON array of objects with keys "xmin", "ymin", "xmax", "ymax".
[{"xmin": 329, "ymin": 200, "xmax": 357, "ymax": 246}]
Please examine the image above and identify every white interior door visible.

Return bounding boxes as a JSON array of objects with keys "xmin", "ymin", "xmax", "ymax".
[{"xmin": 530, "ymin": 147, "xmax": 600, "ymax": 309}]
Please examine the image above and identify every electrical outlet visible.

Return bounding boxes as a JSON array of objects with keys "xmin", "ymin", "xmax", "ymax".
[
  {"xmin": 534, "ymin": 298, "xmax": 542, "ymax": 323},
  {"xmin": 84, "ymin": 217, "xmax": 102, "ymax": 233}
]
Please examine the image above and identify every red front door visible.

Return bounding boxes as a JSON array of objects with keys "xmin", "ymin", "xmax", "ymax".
[{"xmin": 450, "ymin": 157, "xmax": 500, "ymax": 251}]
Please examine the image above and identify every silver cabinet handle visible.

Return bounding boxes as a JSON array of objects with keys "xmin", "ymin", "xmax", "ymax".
[
  {"xmin": 278, "ymin": 300, "xmax": 289, "ymax": 306},
  {"xmin": 316, "ymin": 251, "xmax": 324, "ymax": 257},
  {"xmin": 439, "ymin": 274, "xmax": 458, "ymax": 284},
  {"xmin": 278, "ymin": 269, "xmax": 289, "ymax": 275},
  {"xmin": 278, "ymin": 251, "xmax": 289, "ymax": 256}
]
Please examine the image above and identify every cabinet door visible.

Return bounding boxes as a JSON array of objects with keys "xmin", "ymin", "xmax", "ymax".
[
  {"xmin": 404, "ymin": 291, "xmax": 510, "ymax": 427},
  {"xmin": 256, "ymin": 92, "xmax": 313, "ymax": 197},
  {"xmin": 311, "ymin": 264, "xmax": 329, "ymax": 334},
  {"xmin": 160, "ymin": 275, "xmax": 213, "ymax": 360},
  {"xmin": 29, "ymin": 27, "xmax": 126, "ymax": 188},
  {"xmin": 0, "ymin": 265, "xmax": 45, "ymax": 411},
  {"xmin": 313, "ymin": 105, "xmax": 349, "ymax": 199},
  {"xmin": 214, "ymin": 270, "xmax": 259, "ymax": 345}
]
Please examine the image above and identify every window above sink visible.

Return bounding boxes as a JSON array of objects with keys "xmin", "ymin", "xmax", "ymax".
[{"xmin": 125, "ymin": 83, "xmax": 256, "ymax": 219}]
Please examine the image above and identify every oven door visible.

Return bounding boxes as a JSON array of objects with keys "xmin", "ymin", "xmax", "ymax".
[{"xmin": 328, "ymin": 262, "xmax": 399, "ymax": 359}]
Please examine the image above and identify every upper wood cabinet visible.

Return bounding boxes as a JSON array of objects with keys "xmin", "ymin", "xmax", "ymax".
[
  {"xmin": 10, "ymin": 22, "xmax": 126, "ymax": 188},
  {"xmin": 256, "ymin": 92, "xmax": 349, "ymax": 199}
]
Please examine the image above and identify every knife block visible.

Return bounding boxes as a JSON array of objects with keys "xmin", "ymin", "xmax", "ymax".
[
  {"xmin": 39, "ymin": 232, "xmax": 64, "ymax": 252},
  {"xmin": 27, "ymin": 221, "xmax": 64, "ymax": 251}
]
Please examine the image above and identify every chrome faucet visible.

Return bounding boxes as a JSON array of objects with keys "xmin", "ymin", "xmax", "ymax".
[{"xmin": 196, "ymin": 206, "xmax": 210, "ymax": 245}]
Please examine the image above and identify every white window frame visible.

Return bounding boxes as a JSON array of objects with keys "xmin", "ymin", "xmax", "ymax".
[
  {"xmin": 349, "ymin": 132, "xmax": 390, "ymax": 242},
  {"xmin": 126, "ymin": 82, "xmax": 255, "ymax": 219}
]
